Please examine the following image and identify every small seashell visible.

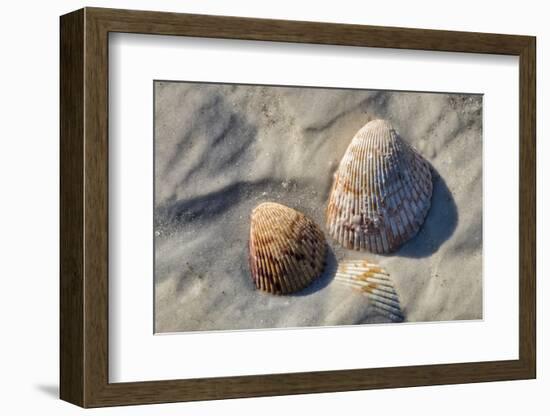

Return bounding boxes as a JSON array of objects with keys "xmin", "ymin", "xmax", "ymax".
[
  {"xmin": 326, "ymin": 119, "xmax": 433, "ymax": 253},
  {"xmin": 249, "ymin": 202, "xmax": 327, "ymax": 295},
  {"xmin": 335, "ymin": 260, "xmax": 404, "ymax": 322}
]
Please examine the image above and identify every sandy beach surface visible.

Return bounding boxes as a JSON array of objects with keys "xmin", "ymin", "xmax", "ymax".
[{"xmin": 154, "ymin": 81, "xmax": 482, "ymax": 333}]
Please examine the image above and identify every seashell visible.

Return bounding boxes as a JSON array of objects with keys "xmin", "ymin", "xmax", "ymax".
[
  {"xmin": 249, "ymin": 202, "xmax": 327, "ymax": 295},
  {"xmin": 335, "ymin": 260, "xmax": 404, "ymax": 322},
  {"xmin": 326, "ymin": 119, "xmax": 432, "ymax": 253}
]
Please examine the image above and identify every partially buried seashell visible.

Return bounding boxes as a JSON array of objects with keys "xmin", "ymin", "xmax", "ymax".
[
  {"xmin": 249, "ymin": 202, "xmax": 327, "ymax": 295},
  {"xmin": 326, "ymin": 119, "xmax": 433, "ymax": 253},
  {"xmin": 335, "ymin": 260, "xmax": 404, "ymax": 322}
]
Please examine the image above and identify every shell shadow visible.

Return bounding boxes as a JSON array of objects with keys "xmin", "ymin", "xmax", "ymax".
[
  {"xmin": 290, "ymin": 246, "xmax": 338, "ymax": 296},
  {"xmin": 394, "ymin": 167, "xmax": 458, "ymax": 258}
]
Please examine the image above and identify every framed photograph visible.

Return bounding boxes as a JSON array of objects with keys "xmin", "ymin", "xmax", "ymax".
[{"xmin": 60, "ymin": 7, "xmax": 536, "ymax": 408}]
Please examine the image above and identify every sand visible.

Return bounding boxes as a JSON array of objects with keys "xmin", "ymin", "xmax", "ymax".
[{"xmin": 153, "ymin": 81, "xmax": 483, "ymax": 333}]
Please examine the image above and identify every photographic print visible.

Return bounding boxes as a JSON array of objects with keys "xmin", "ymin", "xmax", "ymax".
[{"xmin": 154, "ymin": 81, "xmax": 482, "ymax": 333}]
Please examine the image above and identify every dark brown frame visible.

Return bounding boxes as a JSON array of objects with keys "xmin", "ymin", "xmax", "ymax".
[{"xmin": 60, "ymin": 7, "xmax": 536, "ymax": 408}]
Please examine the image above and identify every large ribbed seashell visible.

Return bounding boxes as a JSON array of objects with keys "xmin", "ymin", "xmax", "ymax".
[
  {"xmin": 249, "ymin": 202, "xmax": 327, "ymax": 295},
  {"xmin": 326, "ymin": 119, "xmax": 432, "ymax": 253},
  {"xmin": 335, "ymin": 260, "xmax": 404, "ymax": 322}
]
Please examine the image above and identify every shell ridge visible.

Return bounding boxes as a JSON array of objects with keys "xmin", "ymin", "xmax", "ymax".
[
  {"xmin": 365, "ymin": 125, "xmax": 378, "ymax": 251},
  {"xmin": 379, "ymin": 129, "xmax": 397, "ymax": 248},
  {"xmin": 359, "ymin": 126, "xmax": 371, "ymax": 250},
  {"xmin": 373, "ymin": 124, "xmax": 387, "ymax": 252}
]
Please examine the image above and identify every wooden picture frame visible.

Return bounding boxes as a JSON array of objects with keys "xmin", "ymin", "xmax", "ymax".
[{"xmin": 60, "ymin": 7, "xmax": 536, "ymax": 408}]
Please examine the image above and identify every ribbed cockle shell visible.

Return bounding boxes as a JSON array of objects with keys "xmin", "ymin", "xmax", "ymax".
[
  {"xmin": 326, "ymin": 119, "xmax": 432, "ymax": 253},
  {"xmin": 335, "ymin": 260, "xmax": 404, "ymax": 322},
  {"xmin": 249, "ymin": 202, "xmax": 327, "ymax": 295}
]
